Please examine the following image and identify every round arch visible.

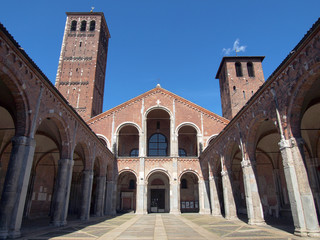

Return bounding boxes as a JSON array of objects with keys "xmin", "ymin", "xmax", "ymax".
[
  {"xmin": 116, "ymin": 123, "xmax": 140, "ymax": 157},
  {"xmin": 144, "ymin": 105, "xmax": 173, "ymax": 119},
  {"xmin": 206, "ymin": 134, "xmax": 218, "ymax": 148},
  {"xmin": 116, "ymin": 170, "xmax": 137, "ymax": 213},
  {"xmin": 96, "ymin": 134, "xmax": 111, "ymax": 149},
  {"xmin": 175, "ymin": 122, "xmax": 201, "ymax": 135}
]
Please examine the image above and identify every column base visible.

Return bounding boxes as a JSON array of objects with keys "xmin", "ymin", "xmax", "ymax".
[
  {"xmin": 294, "ymin": 228, "xmax": 308, "ymax": 237},
  {"xmin": 8, "ymin": 230, "xmax": 21, "ymax": 239},
  {"xmin": 169, "ymin": 210, "xmax": 180, "ymax": 215},
  {"xmin": 135, "ymin": 210, "xmax": 147, "ymax": 215},
  {"xmin": 199, "ymin": 209, "xmax": 211, "ymax": 215},
  {"xmin": 248, "ymin": 219, "xmax": 265, "ymax": 225},
  {"xmin": 0, "ymin": 230, "xmax": 8, "ymax": 240}
]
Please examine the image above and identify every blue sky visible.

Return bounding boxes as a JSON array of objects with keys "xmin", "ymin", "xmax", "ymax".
[{"xmin": 1, "ymin": 1, "xmax": 319, "ymax": 116}]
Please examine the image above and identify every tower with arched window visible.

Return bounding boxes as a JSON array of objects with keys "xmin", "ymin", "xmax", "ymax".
[
  {"xmin": 216, "ymin": 56, "xmax": 265, "ymax": 120},
  {"xmin": 55, "ymin": 12, "xmax": 111, "ymax": 120}
]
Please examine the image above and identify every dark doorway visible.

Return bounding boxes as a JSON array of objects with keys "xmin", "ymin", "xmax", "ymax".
[{"xmin": 150, "ymin": 189, "xmax": 165, "ymax": 213}]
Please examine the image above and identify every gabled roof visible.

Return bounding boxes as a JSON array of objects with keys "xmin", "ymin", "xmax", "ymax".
[{"xmin": 87, "ymin": 85, "xmax": 229, "ymax": 125}]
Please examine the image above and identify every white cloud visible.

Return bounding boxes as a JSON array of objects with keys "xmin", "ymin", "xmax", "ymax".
[{"xmin": 222, "ymin": 39, "xmax": 246, "ymax": 55}]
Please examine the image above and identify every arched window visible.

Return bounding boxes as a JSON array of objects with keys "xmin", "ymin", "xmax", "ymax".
[
  {"xmin": 71, "ymin": 20, "xmax": 77, "ymax": 31},
  {"xmin": 80, "ymin": 20, "xmax": 87, "ymax": 31},
  {"xmin": 235, "ymin": 62, "xmax": 243, "ymax": 77},
  {"xmin": 179, "ymin": 148, "xmax": 186, "ymax": 157},
  {"xmin": 148, "ymin": 133, "xmax": 167, "ymax": 156},
  {"xmin": 247, "ymin": 62, "xmax": 255, "ymax": 77},
  {"xmin": 90, "ymin": 20, "xmax": 96, "ymax": 31},
  {"xmin": 181, "ymin": 179, "xmax": 187, "ymax": 189},
  {"xmin": 130, "ymin": 149, "xmax": 139, "ymax": 157}
]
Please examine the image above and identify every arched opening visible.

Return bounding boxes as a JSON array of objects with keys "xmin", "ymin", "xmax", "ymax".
[
  {"xmin": 147, "ymin": 109, "xmax": 170, "ymax": 156},
  {"xmin": 89, "ymin": 20, "xmax": 96, "ymax": 31},
  {"xmin": 80, "ymin": 20, "xmax": 86, "ymax": 31},
  {"xmin": 300, "ymin": 85, "xmax": 320, "ymax": 222},
  {"xmin": 118, "ymin": 125, "xmax": 139, "ymax": 157},
  {"xmin": 230, "ymin": 145, "xmax": 247, "ymax": 220},
  {"xmin": 178, "ymin": 125, "xmax": 197, "ymax": 157},
  {"xmin": 180, "ymin": 172, "xmax": 199, "ymax": 213},
  {"xmin": 0, "ymin": 107, "xmax": 15, "ymax": 203},
  {"xmin": 68, "ymin": 143, "xmax": 85, "ymax": 218},
  {"xmin": 23, "ymin": 118, "xmax": 61, "ymax": 223},
  {"xmin": 116, "ymin": 171, "xmax": 136, "ymax": 213},
  {"xmin": 147, "ymin": 171, "xmax": 170, "ymax": 213},
  {"xmin": 70, "ymin": 20, "xmax": 77, "ymax": 31},
  {"xmin": 247, "ymin": 62, "xmax": 255, "ymax": 77},
  {"xmin": 255, "ymin": 120, "xmax": 293, "ymax": 226},
  {"xmin": 235, "ymin": 62, "xmax": 243, "ymax": 77}
]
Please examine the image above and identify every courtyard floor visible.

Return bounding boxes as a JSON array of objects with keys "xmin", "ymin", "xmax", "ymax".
[{"xmin": 17, "ymin": 213, "xmax": 311, "ymax": 240}]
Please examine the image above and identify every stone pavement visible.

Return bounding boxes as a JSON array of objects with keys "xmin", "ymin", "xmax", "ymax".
[{"xmin": 17, "ymin": 213, "xmax": 312, "ymax": 240}]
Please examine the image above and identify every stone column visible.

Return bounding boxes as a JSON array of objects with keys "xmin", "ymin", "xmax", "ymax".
[
  {"xmin": 170, "ymin": 158, "xmax": 179, "ymax": 214},
  {"xmin": 94, "ymin": 176, "xmax": 106, "ymax": 217},
  {"xmin": 0, "ymin": 136, "xmax": 36, "ymax": 239},
  {"xmin": 209, "ymin": 176, "xmax": 222, "ymax": 216},
  {"xmin": 221, "ymin": 169, "xmax": 237, "ymax": 220},
  {"xmin": 105, "ymin": 180, "xmax": 116, "ymax": 216},
  {"xmin": 241, "ymin": 159, "xmax": 265, "ymax": 225},
  {"xmin": 80, "ymin": 170, "xmax": 93, "ymax": 221},
  {"xmin": 199, "ymin": 179, "xmax": 211, "ymax": 214},
  {"xmin": 279, "ymin": 138, "xmax": 320, "ymax": 237},
  {"xmin": 51, "ymin": 158, "xmax": 74, "ymax": 226},
  {"xmin": 136, "ymin": 157, "xmax": 147, "ymax": 214}
]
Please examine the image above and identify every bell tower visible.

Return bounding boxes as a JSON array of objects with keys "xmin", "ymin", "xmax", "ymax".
[
  {"xmin": 216, "ymin": 56, "xmax": 265, "ymax": 120},
  {"xmin": 55, "ymin": 12, "xmax": 110, "ymax": 120}
]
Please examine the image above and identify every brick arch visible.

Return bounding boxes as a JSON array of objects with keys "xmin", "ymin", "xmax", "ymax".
[
  {"xmin": 146, "ymin": 168, "xmax": 171, "ymax": 184},
  {"xmin": 145, "ymin": 105, "xmax": 173, "ymax": 119},
  {"xmin": 178, "ymin": 170, "xmax": 200, "ymax": 182},
  {"xmin": 0, "ymin": 70, "xmax": 29, "ymax": 136},
  {"xmin": 93, "ymin": 156, "xmax": 102, "ymax": 176},
  {"xmin": 175, "ymin": 122, "xmax": 201, "ymax": 135},
  {"xmin": 36, "ymin": 113, "xmax": 71, "ymax": 159},
  {"xmin": 115, "ymin": 122, "xmax": 142, "ymax": 135},
  {"xmin": 117, "ymin": 169, "xmax": 138, "ymax": 180},
  {"xmin": 205, "ymin": 134, "xmax": 218, "ymax": 148},
  {"xmin": 244, "ymin": 112, "xmax": 277, "ymax": 160},
  {"xmin": 287, "ymin": 64, "xmax": 320, "ymax": 138},
  {"xmin": 223, "ymin": 138, "xmax": 241, "ymax": 170}
]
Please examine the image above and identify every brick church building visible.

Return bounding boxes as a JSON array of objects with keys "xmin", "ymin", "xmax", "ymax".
[{"xmin": 0, "ymin": 12, "xmax": 319, "ymax": 238}]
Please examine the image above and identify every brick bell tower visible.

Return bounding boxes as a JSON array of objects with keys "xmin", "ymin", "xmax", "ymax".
[
  {"xmin": 55, "ymin": 12, "xmax": 110, "ymax": 120},
  {"xmin": 216, "ymin": 56, "xmax": 265, "ymax": 120}
]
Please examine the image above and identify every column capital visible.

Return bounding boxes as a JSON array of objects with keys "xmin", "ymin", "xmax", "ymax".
[
  {"xmin": 221, "ymin": 170, "xmax": 228, "ymax": 177},
  {"xmin": 278, "ymin": 138, "xmax": 291, "ymax": 150},
  {"xmin": 12, "ymin": 136, "xmax": 35, "ymax": 146},
  {"xmin": 241, "ymin": 159, "xmax": 251, "ymax": 168}
]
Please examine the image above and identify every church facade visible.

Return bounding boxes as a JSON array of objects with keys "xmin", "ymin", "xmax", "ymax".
[{"xmin": 0, "ymin": 12, "xmax": 319, "ymax": 239}]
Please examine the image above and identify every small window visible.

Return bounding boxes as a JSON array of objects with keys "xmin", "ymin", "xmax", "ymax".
[
  {"xmin": 90, "ymin": 20, "xmax": 96, "ymax": 31},
  {"xmin": 79, "ymin": 42, "xmax": 82, "ymax": 47},
  {"xmin": 233, "ymin": 86, "xmax": 236, "ymax": 92},
  {"xmin": 247, "ymin": 62, "xmax": 255, "ymax": 77},
  {"xmin": 156, "ymin": 121, "xmax": 160, "ymax": 130},
  {"xmin": 129, "ymin": 179, "xmax": 136, "ymax": 189},
  {"xmin": 80, "ymin": 20, "xmax": 87, "ymax": 31},
  {"xmin": 71, "ymin": 20, "xmax": 77, "ymax": 31},
  {"xmin": 179, "ymin": 148, "xmax": 186, "ymax": 157},
  {"xmin": 243, "ymin": 91, "xmax": 246, "ymax": 99},
  {"xmin": 235, "ymin": 62, "xmax": 243, "ymax": 77},
  {"xmin": 130, "ymin": 149, "xmax": 139, "ymax": 157},
  {"xmin": 181, "ymin": 179, "xmax": 187, "ymax": 189}
]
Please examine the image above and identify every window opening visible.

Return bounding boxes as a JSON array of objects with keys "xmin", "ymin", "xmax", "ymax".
[
  {"xmin": 71, "ymin": 20, "xmax": 77, "ymax": 31},
  {"xmin": 90, "ymin": 20, "xmax": 96, "ymax": 31},
  {"xmin": 247, "ymin": 62, "xmax": 255, "ymax": 77},
  {"xmin": 156, "ymin": 121, "xmax": 160, "ymax": 130},
  {"xmin": 235, "ymin": 62, "xmax": 243, "ymax": 77},
  {"xmin": 243, "ymin": 91, "xmax": 246, "ymax": 99},
  {"xmin": 130, "ymin": 149, "xmax": 139, "ymax": 157},
  {"xmin": 79, "ymin": 42, "xmax": 82, "ymax": 47},
  {"xmin": 179, "ymin": 148, "xmax": 187, "ymax": 157},
  {"xmin": 80, "ymin": 20, "xmax": 87, "ymax": 31},
  {"xmin": 148, "ymin": 133, "xmax": 167, "ymax": 156},
  {"xmin": 233, "ymin": 86, "xmax": 236, "ymax": 92}
]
